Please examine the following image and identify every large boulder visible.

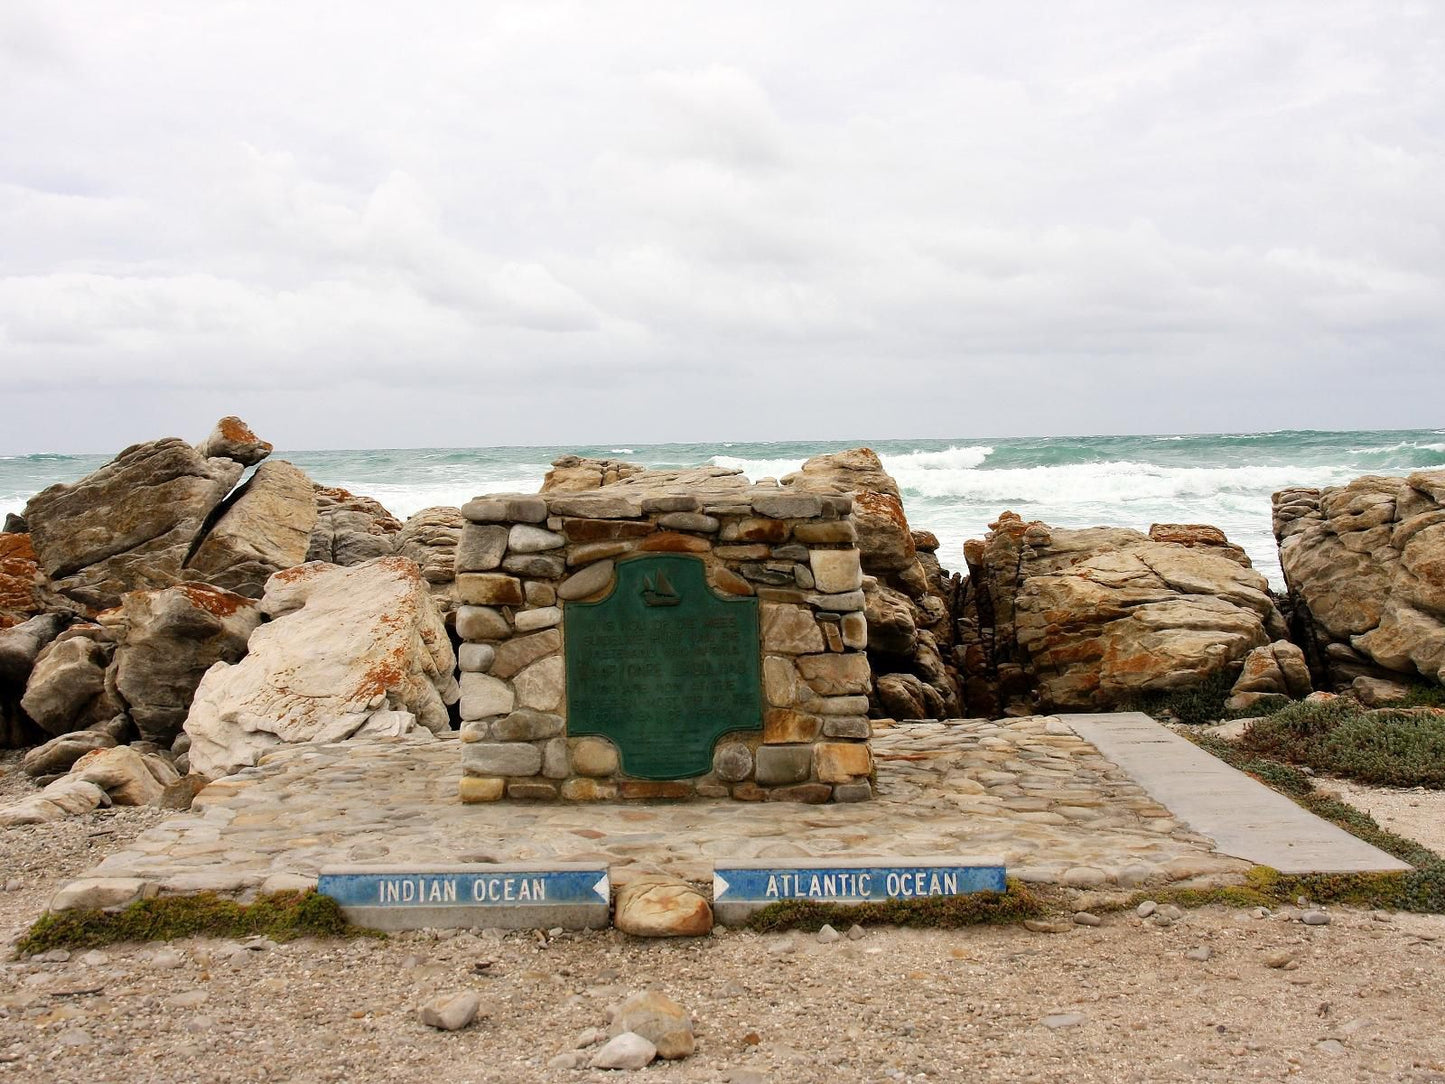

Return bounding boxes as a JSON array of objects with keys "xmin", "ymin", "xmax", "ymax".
[
  {"xmin": 19, "ymin": 626, "xmax": 126, "ymax": 736},
  {"xmin": 1274, "ymin": 470, "xmax": 1445, "ymax": 688},
  {"xmin": 0, "ymin": 612, "xmax": 73, "ymax": 748},
  {"xmin": 195, "ymin": 416, "xmax": 273, "ymax": 466},
  {"xmin": 184, "ymin": 460, "xmax": 318, "ymax": 597},
  {"xmin": 1225, "ymin": 640, "xmax": 1313, "ymax": 712},
  {"xmin": 183, "ymin": 556, "xmax": 459, "ymax": 778},
  {"xmin": 23, "ymin": 437, "xmax": 245, "ymax": 611},
  {"xmin": 306, "ymin": 486, "xmax": 402, "ymax": 566},
  {"xmin": 959, "ymin": 513, "xmax": 1285, "ymax": 713},
  {"xmin": 110, "ymin": 583, "xmax": 262, "ymax": 746}
]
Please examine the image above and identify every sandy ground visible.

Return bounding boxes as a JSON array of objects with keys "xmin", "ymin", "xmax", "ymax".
[
  {"xmin": 1315, "ymin": 777, "xmax": 1445, "ymax": 855},
  {"xmin": 3, "ymin": 751, "xmax": 1445, "ymax": 1084}
]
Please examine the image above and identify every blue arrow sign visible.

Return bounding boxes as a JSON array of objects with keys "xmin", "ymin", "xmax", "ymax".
[
  {"xmin": 318, "ymin": 864, "xmax": 610, "ymax": 910},
  {"xmin": 713, "ymin": 856, "xmax": 1005, "ymax": 905}
]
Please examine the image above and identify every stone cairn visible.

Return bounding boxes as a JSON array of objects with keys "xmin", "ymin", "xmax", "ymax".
[{"xmin": 454, "ymin": 484, "xmax": 876, "ymax": 804}]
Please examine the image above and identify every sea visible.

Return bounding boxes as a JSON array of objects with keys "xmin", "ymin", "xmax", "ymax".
[{"xmin": 4, "ymin": 429, "xmax": 1444, "ymax": 590}]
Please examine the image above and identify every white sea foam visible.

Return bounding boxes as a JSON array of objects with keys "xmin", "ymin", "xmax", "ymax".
[
  {"xmin": 709, "ymin": 454, "xmax": 808, "ymax": 480},
  {"xmin": 880, "ymin": 445, "xmax": 995, "ymax": 471},
  {"xmin": 609, "ymin": 448, "xmax": 635, "ymax": 455}
]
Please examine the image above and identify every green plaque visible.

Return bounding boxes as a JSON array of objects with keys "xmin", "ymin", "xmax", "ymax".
[{"xmin": 564, "ymin": 555, "xmax": 761, "ymax": 780}]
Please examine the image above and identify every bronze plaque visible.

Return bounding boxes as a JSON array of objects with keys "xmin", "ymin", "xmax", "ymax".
[{"xmin": 564, "ymin": 555, "xmax": 761, "ymax": 780}]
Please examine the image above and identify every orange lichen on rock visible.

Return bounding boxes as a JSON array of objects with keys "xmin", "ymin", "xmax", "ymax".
[{"xmin": 0, "ymin": 533, "xmax": 44, "ymax": 627}]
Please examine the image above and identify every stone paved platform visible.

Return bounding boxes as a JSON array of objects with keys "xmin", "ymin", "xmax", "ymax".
[{"xmin": 52, "ymin": 717, "xmax": 1264, "ymax": 911}]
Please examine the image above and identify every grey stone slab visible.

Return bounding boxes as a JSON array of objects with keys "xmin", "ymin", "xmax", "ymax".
[{"xmin": 1062, "ymin": 712, "xmax": 1412, "ymax": 874}]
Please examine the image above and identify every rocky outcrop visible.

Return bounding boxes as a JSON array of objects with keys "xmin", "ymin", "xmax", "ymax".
[
  {"xmin": 0, "ymin": 612, "xmax": 72, "ymax": 746},
  {"xmin": 306, "ymin": 486, "xmax": 402, "ymax": 566},
  {"xmin": 185, "ymin": 460, "xmax": 318, "ymax": 597},
  {"xmin": 959, "ymin": 513, "xmax": 1284, "ymax": 713},
  {"xmin": 1225, "ymin": 640, "xmax": 1313, "ymax": 712},
  {"xmin": 1148, "ymin": 523, "xmax": 1251, "ymax": 568},
  {"xmin": 19, "ymin": 626, "xmax": 126, "ymax": 736},
  {"xmin": 1273, "ymin": 470, "xmax": 1445, "ymax": 688},
  {"xmin": 195, "ymin": 416, "xmax": 273, "ymax": 466},
  {"xmin": 397, "ymin": 506, "xmax": 465, "ymax": 618},
  {"xmin": 541, "ymin": 456, "xmax": 749, "ymax": 494},
  {"xmin": 782, "ymin": 449, "xmax": 962, "ymax": 717},
  {"xmin": 0, "ymin": 742, "xmax": 178, "ymax": 825},
  {"xmin": 110, "ymin": 584, "xmax": 262, "ymax": 746},
  {"xmin": 24, "ymin": 438, "xmax": 246, "ymax": 611},
  {"xmin": 183, "ymin": 556, "xmax": 458, "ymax": 778}
]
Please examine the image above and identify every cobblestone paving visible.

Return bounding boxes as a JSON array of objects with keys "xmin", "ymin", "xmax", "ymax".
[{"xmin": 54, "ymin": 718, "xmax": 1251, "ymax": 908}]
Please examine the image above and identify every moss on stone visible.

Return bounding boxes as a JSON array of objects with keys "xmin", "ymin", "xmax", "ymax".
[{"xmin": 17, "ymin": 890, "xmax": 364, "ymax": 955}]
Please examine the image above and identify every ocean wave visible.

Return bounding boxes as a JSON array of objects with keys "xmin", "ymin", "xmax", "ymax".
[
  {"xmin": 880, "ymin": 445, "xmax": 995, "ymax": 471},
  {"xmin": 609, "ymin": 448, "xmax": 635, "ymax": 455},
  {"xmin": 709, "ymin": 454, "xmax": 807, "ymax": 479},
  {"xmin": 892, "ymin": 460, "xmax": 1355, "ymax": 505}
]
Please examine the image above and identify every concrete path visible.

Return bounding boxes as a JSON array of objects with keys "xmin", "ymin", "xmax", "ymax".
[{"xmin": 1064, "ymin": 712, "xmax": 1411, "ymax": 874}]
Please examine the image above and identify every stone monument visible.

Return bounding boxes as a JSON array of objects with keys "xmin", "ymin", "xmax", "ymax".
[{"xmin": 453, "ymin": 482, "xmax": 875, "ymax": 803}]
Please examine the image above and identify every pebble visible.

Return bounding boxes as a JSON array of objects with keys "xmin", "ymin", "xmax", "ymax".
[
  {"xmin": 166, "ymin": 990, "xmax": 210, "ymax": 1009},
  {"xmin": 816, "ymin": 924, "xmax": 841, "ymax": 944},
  {"xmin": 76, "ymin": 950, "xmax": 110, "ymax": 967},
  {"xmin": 766, "ymin": 936, "xmax": 797, "ymax": 956},
  {"xmin": 1023, "ymin": 919, "xmax": 1073, "ymax": 934},
  {"xmin": 1301, "ymin": 910, "xmax": 1331, "ymax": 926},
  {"xmin": 1264, "ymin": 950, "xmax": 1298, "ymax": 970},
  {"xmin": 419, "ymin": 990, "xmax": 482, "ymax": 1031},
  {"xmin": 150, "ymin": 950, "xmax": 185, "ymax": 969},
  {"xmin": 1073, "ymin": 912, "xmax": 1102, "ymax": 927},
  {"xmin": 590, "ymin": 1032, "xmax": 657, "ymax": 1070},
  {"xmin": 574, "ymin": 1027, "xmax": 604, "ymax": 1047},
  {"xmin": 1184, "ymin": 947, "xmax": 1213, "ymax": 961},
  {"xmin": 184, "ymin": 1015, "xmax": 217, "ymax": 1034},
  {"xmin": 548, "ymin": 1051, "xmax": 586, "ymax": 1070},
  {"xmin": 39, "ymin": 949, "xmax": 71, "ymax": 963},
  {"xmin": 1136, "ymin": 901, "xmax": 1157, "ymax": 918},
  {"xmin": 1316, "ymin": 1039, "xmax": 1346, "ymax": 1055},
  {"xmin": 1041, "ymin": 1013, "xmax": 1087, "ymax": 1029},
  {"xmin": 846, "ymin": 924, "xmax": 866, "ymax": 941}
]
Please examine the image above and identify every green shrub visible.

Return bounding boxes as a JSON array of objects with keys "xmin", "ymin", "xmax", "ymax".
[
  {"xmin": 1238, "ymin": 700, "xmax": 1445, "ymax": 788},
  {"xmin": 1124, "ymin": 667, "xmax": 1238, "ymax": 726}
]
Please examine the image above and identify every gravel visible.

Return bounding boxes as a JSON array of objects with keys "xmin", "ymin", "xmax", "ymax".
[{"xmin": 4, "ymin": 750, "xmax": 1445, "ymax": 1082}]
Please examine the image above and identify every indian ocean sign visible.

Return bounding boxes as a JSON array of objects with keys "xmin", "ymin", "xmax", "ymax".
[
  {"xmin": 711, "ymin": 856, "xmax": 1006, "ymax": 923},
  {"xmin": 318, "ymin": 863, "xmax": 610, "ymax": 931}
]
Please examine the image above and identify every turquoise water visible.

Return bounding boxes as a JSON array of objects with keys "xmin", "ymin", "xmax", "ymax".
[{"xmin": 5, "ymin": 429, "xmax": 1444, "ymax": 588}]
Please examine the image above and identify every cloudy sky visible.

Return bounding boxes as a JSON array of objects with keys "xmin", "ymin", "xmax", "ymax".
[{"xmin": 1, "ymin": 1, "xmax": 1441, "ymax": 454}]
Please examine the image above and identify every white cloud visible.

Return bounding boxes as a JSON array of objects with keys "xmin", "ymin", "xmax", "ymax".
[{"xmin": 0, "ymin": 1, "xmax": 1442, "ymax": 452}]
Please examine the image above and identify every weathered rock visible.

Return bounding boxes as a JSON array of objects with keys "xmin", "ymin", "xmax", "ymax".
[
  {"xmin": 111, "ymin": 584, "xmax": 262, "ymax": 746},
  {"xmin": 72, "ymin": 745, "xmax": 167, "ymax": 806},
  {"xmin": 961, "ymin": 513, "xmax": 1285, "ymax": 712},
  {"xmin": 1149, "ymin": 523, "xmax": 1251, "ymax": 567},
  {"xmin": 397, "ymin": 506, "xmax": 464, "ymax": 586},
  {"xmin": 614, "ymin": 877, "xmax": 713, "ymax": 938},
  {"xmin": 1226, "ymin": 640, "xmax": 1312, "ymax": 711},
  {"xmin": 20, "ymin": 628, "xmax": 125, "ymax": 736},
  {"xmin": 22, "ymin": 727, "xmax": 120, "ymax": 777},
  {"xmin": 24, "ymin": 438, "xmax": 244, "ymax": 611},
  {"xmin": 1274, "ymin": 470, "xmax": 1445, "ymax": 688},
  {"xmin": 0, "ymin": 532, "xmax": 48, "ymax": 630},
  {"xmin": 0, "ymin": 777, "xmax": 107, "ymax": 826},
  {"xmin": 183, "ymin": 557, "xmax": 457, "ymax": 778},
  {"xmin": 590, "ymin": 1032, "xmax": 657, "ymax": 1070},
  {"xmin": 1352, "ymin": 675, "xmax": 1413, "ymax": 706},
  {"xmin": 184, "ymin": 460, "xmax": 318, "ymax": 598},
  {"xmin": 0, "ymin": 612, "xmax": 70, "ymax": 689},
  {"xmin": 195, "ymin": 416, "xmax": 273, "ymax": 466},
  {"xmin": 418, "ymin": 990, "xmax": 481, "ymax": 1031},
  {"xmin": 609, "ymin": 991, "xmax": 695, "ymax": 1059},
  {"xmin": 306, "ymin": 486, "xmax": 402, "ymax": 566}
]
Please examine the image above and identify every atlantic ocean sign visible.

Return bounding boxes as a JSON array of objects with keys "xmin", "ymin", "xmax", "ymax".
[
  {"xmin": 318, "ymin": 863, "xmax": 610, "ymax": 931},
  {"xmin": 711, "ymin": 856, "xmax": 1006, "ymax": 923}
]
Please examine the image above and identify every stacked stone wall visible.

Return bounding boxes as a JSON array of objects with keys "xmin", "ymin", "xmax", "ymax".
[{"xmin": 454, "ymin": 486, "xmax": 875, "ymax": 803}]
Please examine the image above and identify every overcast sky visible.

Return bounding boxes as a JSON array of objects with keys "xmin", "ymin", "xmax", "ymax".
[{"xmin": 1, "ymin": 1, "xmax": 1441, "ymax": 454}]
